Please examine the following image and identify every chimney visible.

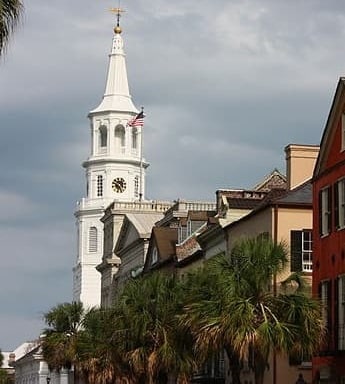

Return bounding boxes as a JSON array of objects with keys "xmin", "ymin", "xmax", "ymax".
[{"xmin": 285, "ymin": 144, "xmax": 319, "ymax": 190}]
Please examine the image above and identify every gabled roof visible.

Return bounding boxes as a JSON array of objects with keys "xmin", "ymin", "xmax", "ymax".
[
  {"xmin": 252, "ymin": 168, "xmax": 287, "ymax": 192},
  {"xmin": 275, "ymin": 180, "xmax": 312, "ymax": 205},
  {"xmin": 143, "ymin": 227, "xmax": 178, "ymax": 272},
  {"xmin": 223, "ymin": 180, "xmax": 312, "ymax": 231},
  {"xmin": 115, "ymin": 212, "xmax": 163, "ymax": 252},
  {"xmin": 314, "ymin": 77, "xmax": 345, "ymax": 178}
]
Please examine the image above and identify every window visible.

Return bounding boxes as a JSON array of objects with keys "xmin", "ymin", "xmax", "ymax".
[
  {"xmin": 290, "ymin": 230, "xmax": 313, "ymax": 272},
  {"xmin": 338, "ymin": 276, "xmax": 345, "ymax": 350},
  {"xmin": 320, "ymin": 280, "xmax": 332, "ymax": 351},
  {"xmin": 88, "ymin": 227, "xmax": 98, "ymax": 252},
  {"xmin": 302, "ymin": 231, "xmax": 313, "ymax": 272},
  {"xmin": 335, "ymin": 178, "xmax": 345, "ymax": 229},
  {"xmin": 134, "ymin": 176, "xmax": 139, "ymax": 198},
  {"xmin": 97, "ymin": 175, "xmax": 103, "ymax": 197},
  {"xmin": 152, "ymin": 247, "xmax": 158, "ymax": 264},
  {"xmin": 319, "ymin": 187, "xmax": 331, "ymax": 236},
  {"xmin": 99, "ymin": 125, "xmax": 107, "ymax": 147},
  {"xmin": 187, "ymin": 219, "xmax": 192, "ymax": 238},
  {"xmin": 115, "ymin": 125, "xmax": 125, "ymax": 152},
  {"xmin": 132, "ymin": 127, "xmax": 138, "ymax": 150},
  {"xmin": 178, "ymin": 225, "xmax": 187, "ymax": 243}
]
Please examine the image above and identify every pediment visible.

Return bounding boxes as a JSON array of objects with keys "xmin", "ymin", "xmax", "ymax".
[{"xmin": 115, "ymin": 218, "xmax": 139, "ymax": 252}]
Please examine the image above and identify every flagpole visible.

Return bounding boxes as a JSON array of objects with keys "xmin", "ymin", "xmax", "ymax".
[{"xmin": 139, "ymin": 106, "xmax": 144, "ymax": 202}]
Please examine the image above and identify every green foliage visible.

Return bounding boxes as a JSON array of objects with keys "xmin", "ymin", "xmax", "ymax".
[
  {"xmin": 116, "ymin": 272, "xmax": 196, "ymax": 383},
  {"xmin": 42, "ymin": 302, "xmax": 86, "ymax": 371},
  {"xmin": 0, "ymin": 0, "xmax": 23, "ymax": 56},
  {"xmin": 41, "ymin": 237, "xmax": 324, "ymax": 384},
  {"xmin": 182, "ymin": 237, "xmax": 324, "ymax": 384}
]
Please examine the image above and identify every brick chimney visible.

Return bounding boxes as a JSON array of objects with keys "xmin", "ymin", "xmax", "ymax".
[{"xmin": 285, "ymin": 144, "xmax": 319, "ymax": 190}]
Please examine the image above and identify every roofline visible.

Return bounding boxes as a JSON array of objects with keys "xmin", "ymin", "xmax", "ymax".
[{"xmin": 313, "ymin": 77, "xmax": 345, "ymax": 178}]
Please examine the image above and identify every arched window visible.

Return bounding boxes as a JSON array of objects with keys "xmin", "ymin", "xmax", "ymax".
[
  {"xmin": 99, "ymin": 125, "xmax": 107, "ymax": 147},
  {"xmin": 134, "ymin": 176, "xmax": 139, "ymax": 198},
  {"xmin": 132, "ymin": 127, "xmax": 138, "ymax": 150},
  {"xmin": 115, "ymin": 125, "xmax": 125, "ymax": 152},
  {"xmin": 97, "ymin": 175, "xmax": 103, "ymax": 197},
  {"xmin": 89, "ymin": 227, "xmax": 98, "ymax": 252}
]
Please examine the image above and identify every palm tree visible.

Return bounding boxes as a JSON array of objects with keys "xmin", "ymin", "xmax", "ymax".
[
  {"xmin": 116, "ymin": 272, "xmax": 197, "ymax": 384},
  {"xmin": 41, "ymin": 302, "xmax": 85, "ymax": 372},
  {"xmin": 0, "ymin": 0, "xmax": 23, "ymax": 56},
  {"xmin": 183, "ymin": 237, "xmax": 325, "ymax": 384},
  {"xmin": 76, "ymin": 307, "xmax": 133, "ymax": 384}
]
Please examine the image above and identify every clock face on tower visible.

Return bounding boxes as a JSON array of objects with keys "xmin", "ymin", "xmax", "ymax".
[{"xmin": 112, "ymin": 177, "xmax": 127, "ymax": 193}]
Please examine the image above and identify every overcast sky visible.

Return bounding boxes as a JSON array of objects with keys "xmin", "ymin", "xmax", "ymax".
[{"xmin": 0, "ymin": 0, "xmax": 345, "ymax": 351}]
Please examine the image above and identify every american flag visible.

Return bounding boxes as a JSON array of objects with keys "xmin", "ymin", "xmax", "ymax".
[{"xmin": 127, "ymin": 110, "xmax": 145, "ymax": 127}]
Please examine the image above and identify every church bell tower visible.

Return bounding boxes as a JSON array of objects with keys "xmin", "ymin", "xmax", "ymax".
[{"xmin": 73, "ymin": 10, "xmax": 148, "ymax": 307}]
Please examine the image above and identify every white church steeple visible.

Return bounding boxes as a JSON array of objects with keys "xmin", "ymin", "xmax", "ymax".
[
  {"xmin": 73, "ymin": 11, "xmax": 148, "ymax": 308},
  {"xmin": 90, "ymin": 11, "xmax": 137, "ymax": 114}
]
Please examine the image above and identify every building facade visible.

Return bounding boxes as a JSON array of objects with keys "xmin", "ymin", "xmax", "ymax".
[
  {"xmin": 73, "ymin": 18, "xmax": 148, "ymax": 308},
  {"xmin": 313, "ymin": 77, "xmax": 345, "ymax": 383}
]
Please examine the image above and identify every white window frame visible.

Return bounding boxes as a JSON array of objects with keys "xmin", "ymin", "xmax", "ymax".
[
  {"xmin": 302, "ymin": 230, "xmax": 312, "ymax": 272},
  {"xmin": 338, "ymin": 275, "xmax": 345, "ymax": 350},
  {"xmin": 97, "ymin": 175, "xmax": 103, "ymax": 197},
  {"xmin": 338, "ymin": 178, "xmax": 345, "ymax": 229},
  {"xmin": 320, "ymin": 187, "xmax": 331, "ymax": 236}
]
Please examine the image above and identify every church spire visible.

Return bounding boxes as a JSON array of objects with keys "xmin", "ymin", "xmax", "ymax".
[{"xmin": 90, "ymin": 8, "xmax": 138, "ymax": 114}]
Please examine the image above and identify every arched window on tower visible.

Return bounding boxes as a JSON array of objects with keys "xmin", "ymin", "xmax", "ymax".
[
  {"xmin": 99, "ymin": 125, "xmax": 107, "ymax": 149},
  {"xmin": 88, "ymin": 227, "xmax": 98, "ymax": 253},
  {"xmin": 132, "ymin": 127, "xmax": 138, "ymax": 153},
  {"xmin": 115, "ymin": 125, "xmax": 125, "ymax": 153},
  {"xmin": 97, "ymin": 175, "xmax": 103, "ymax": 197}
]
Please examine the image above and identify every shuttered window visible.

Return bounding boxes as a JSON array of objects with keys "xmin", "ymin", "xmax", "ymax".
[
  {"xmin": 97, "ymin": 175, "xmax": 103, "ymax": 197},
  {"xmin": 338, "ymin": 276, "xmax": 345, "ymax": 350},
  {"xmin": 134, "ymin": 176, "xmax": 139, "ymax": 198},
  {"xmin": 290, "ymin": 230, "xmax": 312, "ymax": 272},
  {"xmin": 319, "ymin": 186, "xmax": 332, "ymax": 236},
  {"xmin": 335, "ymin": 179, "xmax": 345, "ymax": 229},
  {"xmin": 89, "ymin": 227, "xmax": 98, "ymax": 253},
  {"xmin": 320, "ymin": 280, "xmax": 332, "ymax": 351}
]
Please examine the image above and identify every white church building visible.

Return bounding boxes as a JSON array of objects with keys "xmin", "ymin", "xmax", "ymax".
[{"xmin": 72, "ymin": 13, "xmax": 150, "ymax": 308}]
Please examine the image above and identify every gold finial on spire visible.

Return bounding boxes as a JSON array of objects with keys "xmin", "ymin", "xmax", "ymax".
[{"xmin": 110, "ymin": 6, "xmax": 125, "ymax": 34}]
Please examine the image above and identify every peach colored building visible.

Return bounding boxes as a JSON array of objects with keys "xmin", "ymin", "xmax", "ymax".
[{"xmin": 222, "ymin": 144, "xmax": 319, "ymax": 384}]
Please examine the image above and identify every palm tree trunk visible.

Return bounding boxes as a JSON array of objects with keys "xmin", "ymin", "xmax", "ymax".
[
  {"xmin": 253, "ymin": 350, "xmax": 267, "ymax": 384},
  {"xmin": 225, "ymin": 347, "xmax": 241, "ymax": 384}
]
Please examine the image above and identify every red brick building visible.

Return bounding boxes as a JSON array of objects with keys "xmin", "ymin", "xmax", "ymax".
[{"xmin": 313, "ymin": 77, "xmax": 345, "ymax": 382}]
